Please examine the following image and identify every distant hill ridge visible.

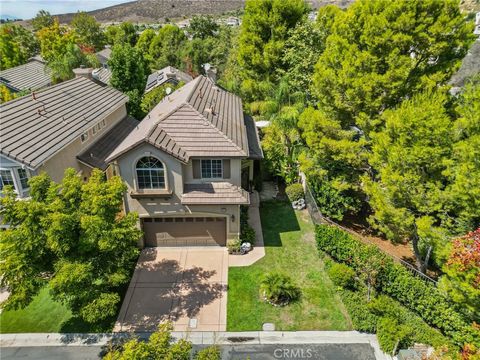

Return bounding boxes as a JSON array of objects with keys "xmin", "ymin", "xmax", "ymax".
[{"xmin": 52, "ymin": 0, "xmax": 355, "ymax": 24}]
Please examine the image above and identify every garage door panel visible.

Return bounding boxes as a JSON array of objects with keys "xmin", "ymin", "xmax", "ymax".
[{"xmin": 143, "ymin": 217, "xmax": 226, "ymax": 247}]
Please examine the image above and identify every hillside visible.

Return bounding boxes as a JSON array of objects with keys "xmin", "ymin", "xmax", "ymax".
[
  {"xmin": 51, "ymin": 0, "xmax": 355, "ymax": 24},
  {"xmin": 55, "ymin": 0, "xmax": 245, "ymax": 24}
]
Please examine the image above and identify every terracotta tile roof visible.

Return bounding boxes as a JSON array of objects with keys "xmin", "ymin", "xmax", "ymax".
[
  {"xmin": 106, "ymin": 76, "xmax": 250, "ymax": 163},
  {"xmin": 0, "ymin": 59, "xmax": 51, "ymax": 92},
  {"xmin": 181, "ymin": 182, "xmax": 250, "ymax": 205},
  {"xmin": 77, "ymin": 115, "xmax": 139, "ymax": 170},
  {"xmin": 0, "ymin": 77, "xmax": 128, "ymax": 169}
]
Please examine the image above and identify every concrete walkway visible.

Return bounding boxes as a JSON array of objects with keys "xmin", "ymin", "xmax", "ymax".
[
  {"xmin": 228, "ymin": 191, "xmax": 265, "ymax": 267},
  {"xmin": 0, "ymin": 331, "xmax": 389, "ymax": 359}
]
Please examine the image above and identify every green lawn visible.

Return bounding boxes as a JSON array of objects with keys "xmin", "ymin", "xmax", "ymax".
[
  {"xmin": 0, "ymin": 286, "xmax": 118, "ymax": 333},
  {"xmin": 227, "ymin": 200, "xmax": 352, "ymax": 331}
]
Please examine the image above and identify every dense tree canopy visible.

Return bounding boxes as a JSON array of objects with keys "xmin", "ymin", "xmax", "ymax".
[
  {"xmin": 36, "ymin": 20, "xmax": 77, "ymax": 63},
  {"xmin": 48, "ymin": 43, "xmax": 99, "ymax": 83},
  {"xmin": 282, "ymin": 5, "xmax": 339, "ymax": 99},
  {"xmin": 188, "ymin": 15, "xmax": 219, "ymax": 39},
  {"xmin": 0, "ymin": 24, "xmax": 39, "ymax": 70},
  {"xmin": 105, "ymin": 22, "xmax": 138, "ymax": 46},
  {"xmin": 236, "ymin": 0, "xmax": 308, "ymax": 101},
  {"xmin": 312, "ymin": 0, "xmax": 474, "ymax": 132},
  {"xmin": 148, "ymin": 24, "xmax": 187, "ymax": 70},
  {"xmin": 109, "ymin": 43, "xmax": 147, "ymax": 118},
  {"xmin": 0, "ymin": 169, "xmax": 141, "ymax": 323},
  {"xmin": 31, "ymin": 10, "xmax": 54, "ymax": 32},
  {"xmin": 70, "ymin": 12, "xmax": 105, "ymax": 51},
  {"xmin": 364, "ymin": 90, "xmax": 453, "ymax": 270}
]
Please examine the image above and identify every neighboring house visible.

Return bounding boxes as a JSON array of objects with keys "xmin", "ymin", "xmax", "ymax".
[
  {"xmin": 0, "ymin": 76, "xmax": 137, "ymax": 199},
  {"xmin": 106, "ymin": 76, "xmax": 263, "ymax": 247},
  {"xmin": 0, "ymin": 57, "xmax": 51, "ymax": 93},
  {"xmin": 92, "ymin": 47, "xmax": 113, "ymax": 85},
  {"xmin": 144, "ymin": 66, "xmax": 193, "ymax": 93}
]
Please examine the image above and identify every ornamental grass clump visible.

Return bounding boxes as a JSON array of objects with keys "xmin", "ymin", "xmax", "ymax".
[{"xmin": 260, "ymin": 272, "xmax": 300, "ymax": 306}]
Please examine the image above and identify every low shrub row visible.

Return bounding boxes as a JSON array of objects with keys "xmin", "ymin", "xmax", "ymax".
[
  {"xmin": 339, "ymin": 290, "xmax": 453, "ymax": 354},
  {"xmin": 316, "ymin": 225, "xmax": 480, "ymax": 348}
]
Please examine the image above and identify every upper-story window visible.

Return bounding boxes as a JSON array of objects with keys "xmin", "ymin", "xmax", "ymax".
[
  {"xmin": 0, "ymin": 169, "xmax": 15, "ymax": 191},
  {"xmin": 201, "ymin": 159, "xmax": 222, "ymax": 178},
  {"xmin": 17, "ymin": 168, "xmax": 29, "ymax": 189},
  {"xmin": 81, "ymin": 132, "xmax": 88, "ymax": 143},
  {"xmin": 136, "ymin": 156, "xmax": 165, "ymax": 189}
]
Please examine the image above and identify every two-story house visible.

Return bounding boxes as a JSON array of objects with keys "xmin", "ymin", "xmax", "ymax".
[
  {"xmin": 106, "ymin": 76, "xmax": 263, "ymax": 247},
  {"xmin": 0, "ymin": 76, "xmax": 138, "ymax": 198}
]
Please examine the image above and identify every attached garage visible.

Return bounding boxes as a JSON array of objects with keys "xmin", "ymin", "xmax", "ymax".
[{"xmin": 142, "ymin": 217, "xmax": 227, "ymax": 247}]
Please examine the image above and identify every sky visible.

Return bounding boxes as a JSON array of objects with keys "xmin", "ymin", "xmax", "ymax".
[{"xmin": 0, "ymin": 0, "xmax": 132, "ymax": 20}]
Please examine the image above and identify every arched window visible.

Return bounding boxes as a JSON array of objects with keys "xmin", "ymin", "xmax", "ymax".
[{"xmin": 136, "ymin": 157, "xmax": 165, "ymax": 189}]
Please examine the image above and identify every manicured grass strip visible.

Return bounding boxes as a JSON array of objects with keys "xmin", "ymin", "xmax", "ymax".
[
  {"xmin": 0, "ymin": 287, "xmax": 72, "ymax": 333},
  {"xmin": 227, "ymin": 201, "xmax": 352, "ymax": 331}
]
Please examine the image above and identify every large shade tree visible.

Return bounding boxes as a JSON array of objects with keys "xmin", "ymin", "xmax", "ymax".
[
  {"xmin": 70, "ymin": 11, "xmax": 105, "ymax": 51},
  {"xmin": 0, "ymin": 169, "xmax": 141, "ymax": 323},
  {"xmin": 109, "ymin": 43, "xmax": 147, "ymax": 118},
  {"xmin": 236, "ymin": 0, "xmax": 308, "ymax": 101},
  {"xmin": 299, "ymin": 0, "xmax": 474, "ymax": 222},
  {"xmin": 0, "ymin": 24, "xmax": 39, "ymax": 70}
]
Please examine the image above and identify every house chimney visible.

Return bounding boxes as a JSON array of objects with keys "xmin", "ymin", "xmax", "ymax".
[{"xmin": 73, "ymin": 66, "xmax": 94, "ymax": 80}]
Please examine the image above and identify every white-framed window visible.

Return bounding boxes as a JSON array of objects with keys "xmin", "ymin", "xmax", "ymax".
[
  {"xmin": 81, "ymin": 132, "xmax": 88, "ymax": 142},
  {"xmin": 101, "ymin": 119, "xmax": 106, "ymax": 128},
  {"xmin": 136, "ymin": 156, "xmax": 165, "ymax": 189},
  {"xmin": 92, "ymin": 126, "xmax": 97, "ymax": 135},
  {"xmin": 0, "ymin": 169, "xmax": 15, "ymax": 191},
  {"xmin": 17, "ymin": 168, "xmax": 29, "ymax": 190},
  {"xmin": 201, "ymin": 159, "xmax": 222, "ymax": 178},
  {"xmin": 96, "ymin": 123, "xmax": 101, "ymax": 131}
]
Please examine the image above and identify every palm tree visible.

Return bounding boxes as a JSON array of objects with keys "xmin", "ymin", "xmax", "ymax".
[{"xmin": 259, "ymin": 272, "xmax": 300, "ymax": 305}]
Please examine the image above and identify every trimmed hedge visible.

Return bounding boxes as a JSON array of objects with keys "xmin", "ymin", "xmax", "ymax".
[
  {"xmin": 285, "ymin": 183, "xmax": 304, "ymax": 202},
  {"xmin": 315, "ymin": 225, "xmax": 480, "ymax": 347}
]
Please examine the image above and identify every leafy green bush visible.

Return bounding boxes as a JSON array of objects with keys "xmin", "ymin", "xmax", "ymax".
[
  {"xmin": 285, "ymin": 183, "xmax": 304, "ymax": 202},
  {"xmin": 327, "ymin": 263, "xmax": 356, "ymax": 288},
  {"xmin": 340, "ymin": 290, "xmax": 379, "ymax": 333},
  {"xmin": 227, "ymin": 239, "xmax": 241, "ymax": 253},
  {"xmin": 241, "ymin": 223, "xmax": 256, "ymax": 244},
  {"xmin": 104, "ymin": 322, "xmax": 191, "ymax": 360},
  {"xmin": 194, "ymin": 345, "xmax": 221, "ymax": 360},
  {"xmin": 315, "ymin": 225, "xmax": 480, "ymax": 348},
  {"xmin": 376, "ymin": 317, "xmax": 414, "ymax": 354},
  {"xmin": 260, "ymin": 272, "xmax": 300, "ymax": 305}
]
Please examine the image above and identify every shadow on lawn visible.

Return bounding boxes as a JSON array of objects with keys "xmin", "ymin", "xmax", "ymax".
[{"xmin": 260, "ymin": 200, "xmax": 300, "ymax": 247}]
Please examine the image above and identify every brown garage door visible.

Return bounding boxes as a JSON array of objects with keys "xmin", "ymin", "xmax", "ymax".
[{"xmin": 143, "ymin": 217, "xmax": 227, "ymax": 247}]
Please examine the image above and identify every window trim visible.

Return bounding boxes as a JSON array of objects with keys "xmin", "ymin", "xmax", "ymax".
[
  {"xmin": 17, "ymin": 168, "xmax": 29, "ymax": 190},
  {"xmin": 80, "ymin": 132, "xmax": 89, "ymax": 143},
  {"xmin": 201, "ymin": 159, "xmax": 223, "ymax": 179},
  {"xmin": 0, "ymin": 168, "xmax": 16, "ymax": 192},
  {"xmin": 135, "ymin": 156, "xmax": 166, "ymax": 190}
]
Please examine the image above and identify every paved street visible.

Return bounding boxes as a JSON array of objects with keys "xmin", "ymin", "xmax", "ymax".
[{"xmin": 2, "ymin": 343, "xmax": 376, "ymax": 360}]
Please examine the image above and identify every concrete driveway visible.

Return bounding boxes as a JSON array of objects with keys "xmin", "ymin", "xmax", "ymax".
[{"xmin": 114, "ymin": 247, "xmax": 228, "ymax": 332}]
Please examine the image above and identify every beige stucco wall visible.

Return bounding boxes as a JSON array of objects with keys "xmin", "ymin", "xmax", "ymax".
[
  {"xmin": 115, "ymin": 142, "xmax": 242, "ymax": 241},
  {"xmin": 36, "ymin": 105, "xmax": 127, "ymax": 182}
]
